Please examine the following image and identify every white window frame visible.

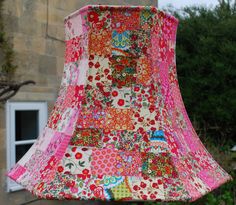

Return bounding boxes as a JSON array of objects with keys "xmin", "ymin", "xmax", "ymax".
[{"xmin": 6, "ymin": 101, "xmax": 48, "ymax": 192}]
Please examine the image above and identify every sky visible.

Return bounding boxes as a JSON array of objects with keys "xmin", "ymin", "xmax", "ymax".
[{"xmin": 158, "ymin": 0, "xmax": 219, "ymax": 9}]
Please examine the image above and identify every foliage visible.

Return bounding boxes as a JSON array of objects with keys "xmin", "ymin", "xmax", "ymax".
[
  {"xmin": 0, "ymin": 0, "xmax": 17, "ymax": 80},
  {"xmin": 168, "ymin": 0, "xmax": 236, "ymax": 144}
]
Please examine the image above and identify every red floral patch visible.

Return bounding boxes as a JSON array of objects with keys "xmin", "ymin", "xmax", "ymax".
[
  {"xmin": 111, "ymin": 9, "xmax": 140, "ymax": 33},
  {"xmin": 82, "ymin": 85, "xmax": 111, "ymax": 109},
  {"xmin": 132, "ymin": 107, "xmax": 159, "ymax": 131},
  {"xmin": 109, "ymin": 56, "xmax": 137, "ymax": 87},
  {"xmin": 87, "ymin": 55, "xmax": 112, "ymax": 87},
  {"xmin": 70, "ymin": 128, "xmax": 102, "ymax": 148},
  {"xmin": 65, "ymin": 36, "xmax": 85, "ymax": 63},
  {"xmin": 131, "ymin": 84, "xmax": 158, "ymax": 109},
  {"xmin": 63, "ymin": 85, "xmax": 85, "ymax": 109},
  {"xmin": 47, "ymin": 105, "xmax": 65, "ymax": 130},
  {"xmin": 141, "ymin": 152, "xmax": 177, "ymax": 178},
  {"xmin": 110, "ymin": 87, "xmax": 131, "ymax": 108},
  {"xmin": 87, "ymin": 9, "xmax": 111, "ymax": 30}
]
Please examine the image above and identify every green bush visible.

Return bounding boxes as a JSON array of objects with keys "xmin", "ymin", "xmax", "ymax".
[{"xmin": 173, "ymin": 0, "xmax": 236, "ymax": 144}]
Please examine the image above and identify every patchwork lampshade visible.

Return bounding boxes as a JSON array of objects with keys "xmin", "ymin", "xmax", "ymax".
[{"xmin": 7, "ymin": 5, "xmax": 233, "ymax": 202}]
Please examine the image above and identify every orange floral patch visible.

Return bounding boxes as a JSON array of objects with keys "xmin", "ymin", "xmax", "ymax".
[
  {"xmin": 136, "ymin": 56, "xmax": 153, "ymax": 85},
  {"xmin": 105, "ymin": 107, "xmax": 134, "ymax": 130},
  {"xmin": 88, "ymin": 30, "xmax": 112, "ymax": 56}
]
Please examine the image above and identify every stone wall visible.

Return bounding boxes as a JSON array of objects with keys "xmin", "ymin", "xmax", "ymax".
[{"xmin": 0, "ymin": 0, "xmax": 157, "ymax": 204}]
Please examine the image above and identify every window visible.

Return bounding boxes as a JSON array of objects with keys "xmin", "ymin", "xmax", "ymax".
[{"xmin": 6, "ymin": 102, "xmax": 48, "ymax": 192}]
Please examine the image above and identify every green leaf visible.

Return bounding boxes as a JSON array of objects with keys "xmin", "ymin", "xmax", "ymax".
[
  {"xmin": 78, "ymin": 161, "xmax": 85, "ymax": 167},
  {"xmin": 65, "ymin": 163, "xmax": 74, "ymax": 169}
]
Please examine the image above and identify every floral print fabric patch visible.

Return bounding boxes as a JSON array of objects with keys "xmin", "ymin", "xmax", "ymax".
[{"xmin": 7, "ymin": 4, "xmax": 233, "ymax": 203}]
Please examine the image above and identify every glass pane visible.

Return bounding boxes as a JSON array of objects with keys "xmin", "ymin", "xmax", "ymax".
[
  {"xmin": 15, "ymin": 110, "xmax": 39, "ymax": 141},
  {"xmin": 15, "ymin": 144, "xmax": 33, "ymax": 162}
]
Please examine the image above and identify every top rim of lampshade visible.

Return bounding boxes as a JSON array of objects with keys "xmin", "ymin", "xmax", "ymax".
[{"xmin": 64, "ymin": 4, "xmax": 179, "ymax": 24}]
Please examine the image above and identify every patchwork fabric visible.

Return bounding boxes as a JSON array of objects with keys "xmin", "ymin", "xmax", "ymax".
[
  {"xmin": 115, "ymin": 151, "xmax": 142, "ymax": 176},
  {"xmin": 130, "ymin": 176, "xmax": 165, "ymax": 200},
  {"xmin": 58, "ymin": 146, "xmax": 92, "ymax": 176},
  {"xmin": 65, "ymin": 36, "xmax": 85, "ymax": 63},
  {"xmin": 7, "ymin": 4, "xmax": 232, "ymax": 203},
  {"xmin": 76, "ymin": 107, "xmax": 106, "ymax": 128},
  {"xmin": 105, "ymin": 107, "xmax": 134, "ymax": 130},
  {"xmin": 146, "ymin": 130, "xmax": 169, "ymax": 153},
  {"xmin": 131, "ymin": 83, "xmax": 158, "ymax": 109},
  {"xmin": 109, "ymin": 55, "xmax": 137, "ymax": 87},
  {"xmin": 82, "ymin": 85, "xmax": 111, "ymax": 109},
  {"xmin": 141, "ymin": 152, "xmax": 177, "ymax": 177},
  {"xmin": 91, "ymin": 148, "xmax": 117, "ymax": 176},
  {"xmin": 88, "ymin": 30, "xmax": 112, "ymax": 56},
  {"xmin": 63, "ymin": 85, "xmax": 84, "ymax": 109},
  {"xmin": 136, "ymin": 56, "xmax": 153, "ymax": 84},
  {"xmin": 110, "ymin": 86, "xmax": 131, "ymax": 108},
  {"xmin": 110, "ymin": 181, "xmax": 132, "ymax": 199},
  {"xmin": 111, "ymin": 8, "xmax": 140, "ymax": 33},
  {"xmin": 86, "ymin": 54, "xmax": 112, "ymax": 87},
  {"xmin": 132, "ymin": 107, "xmax": 160, "ymax": 131},
  {"xmin": 87, "ymin": 8, "xmax": 111, "ymax": 30},
  {"xmin": 112, "ymin": 30, "xmax": 131, "ymax": 56},
  {"xmin": 102, "ymin": 129, "xmax": 147, "ymax": 152},
  {"xmin": 130, "ymin": 30, "xmax": 151, "ymax": 56},
  {"xmin": 70, "ymin": 128, "xmax": 102, "ymax": 148}
]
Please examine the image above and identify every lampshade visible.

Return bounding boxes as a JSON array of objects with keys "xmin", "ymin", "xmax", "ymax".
[{"xmin": 7, "ymin": 5, "xmax": 233, "ymax": 202}]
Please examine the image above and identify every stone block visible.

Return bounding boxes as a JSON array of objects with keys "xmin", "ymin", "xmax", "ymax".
[
  {"xmin": 17, "ymin": 11, "xmax": 47, "ymax": 37},
  {"xmin": 2, "ymin": 14, "xmax": 19, "ymax": 33},
  {"xmin": 13, "ymin": 73, "xmax": 48, "ymax": 88},
  {"xmin": 22, "ymin": 0, "xmax": 36, "ymax": 13},
  {"xmin": 12, "ymin": 34, "xmax": 28, "ymax": 52},
  {"xmin": 14, "ymin": 50, "xmax": 40, "ymax": 76},
  {"xmin": 2, "ymin": 0, "xmax": 22, "ymax": 17},
  {"xmin": 39, "ymin": 54, "xmax": 57, "ymax": 75},
  {"xmin": 48, "ymin": 7, "xmax": 68, "ymax": 25},
  {"xmin": 45, "ymin": 38, "xmax": 64, "ymax": 57},
  {"xmin": 47, "ymin": 24, "xmax": 64, "ymax": 42},
  {"xmin": 54, "ymin": 40, "xmax": 65, "ymax": 57},
  {"xmin": 11, "ymin": 91, "xmax": 56, "ymax": 101},
  {"xmin": 30, "ymin": 37, "xmax": 46, "ymax": 54},
  {"xmin": 56, "ymin": 57, "xmax": 65, "ymax": 76},
  {"xmin": 34, "ymin": 2, "xmax": 47, "ymax": 23},
  {"xmin": 49, "ymin": 0, "xmax": 79, "ymax": 11},
  {"xmin": 13, "ymin": 34, "xmax": 45, "ymax": 54}
]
